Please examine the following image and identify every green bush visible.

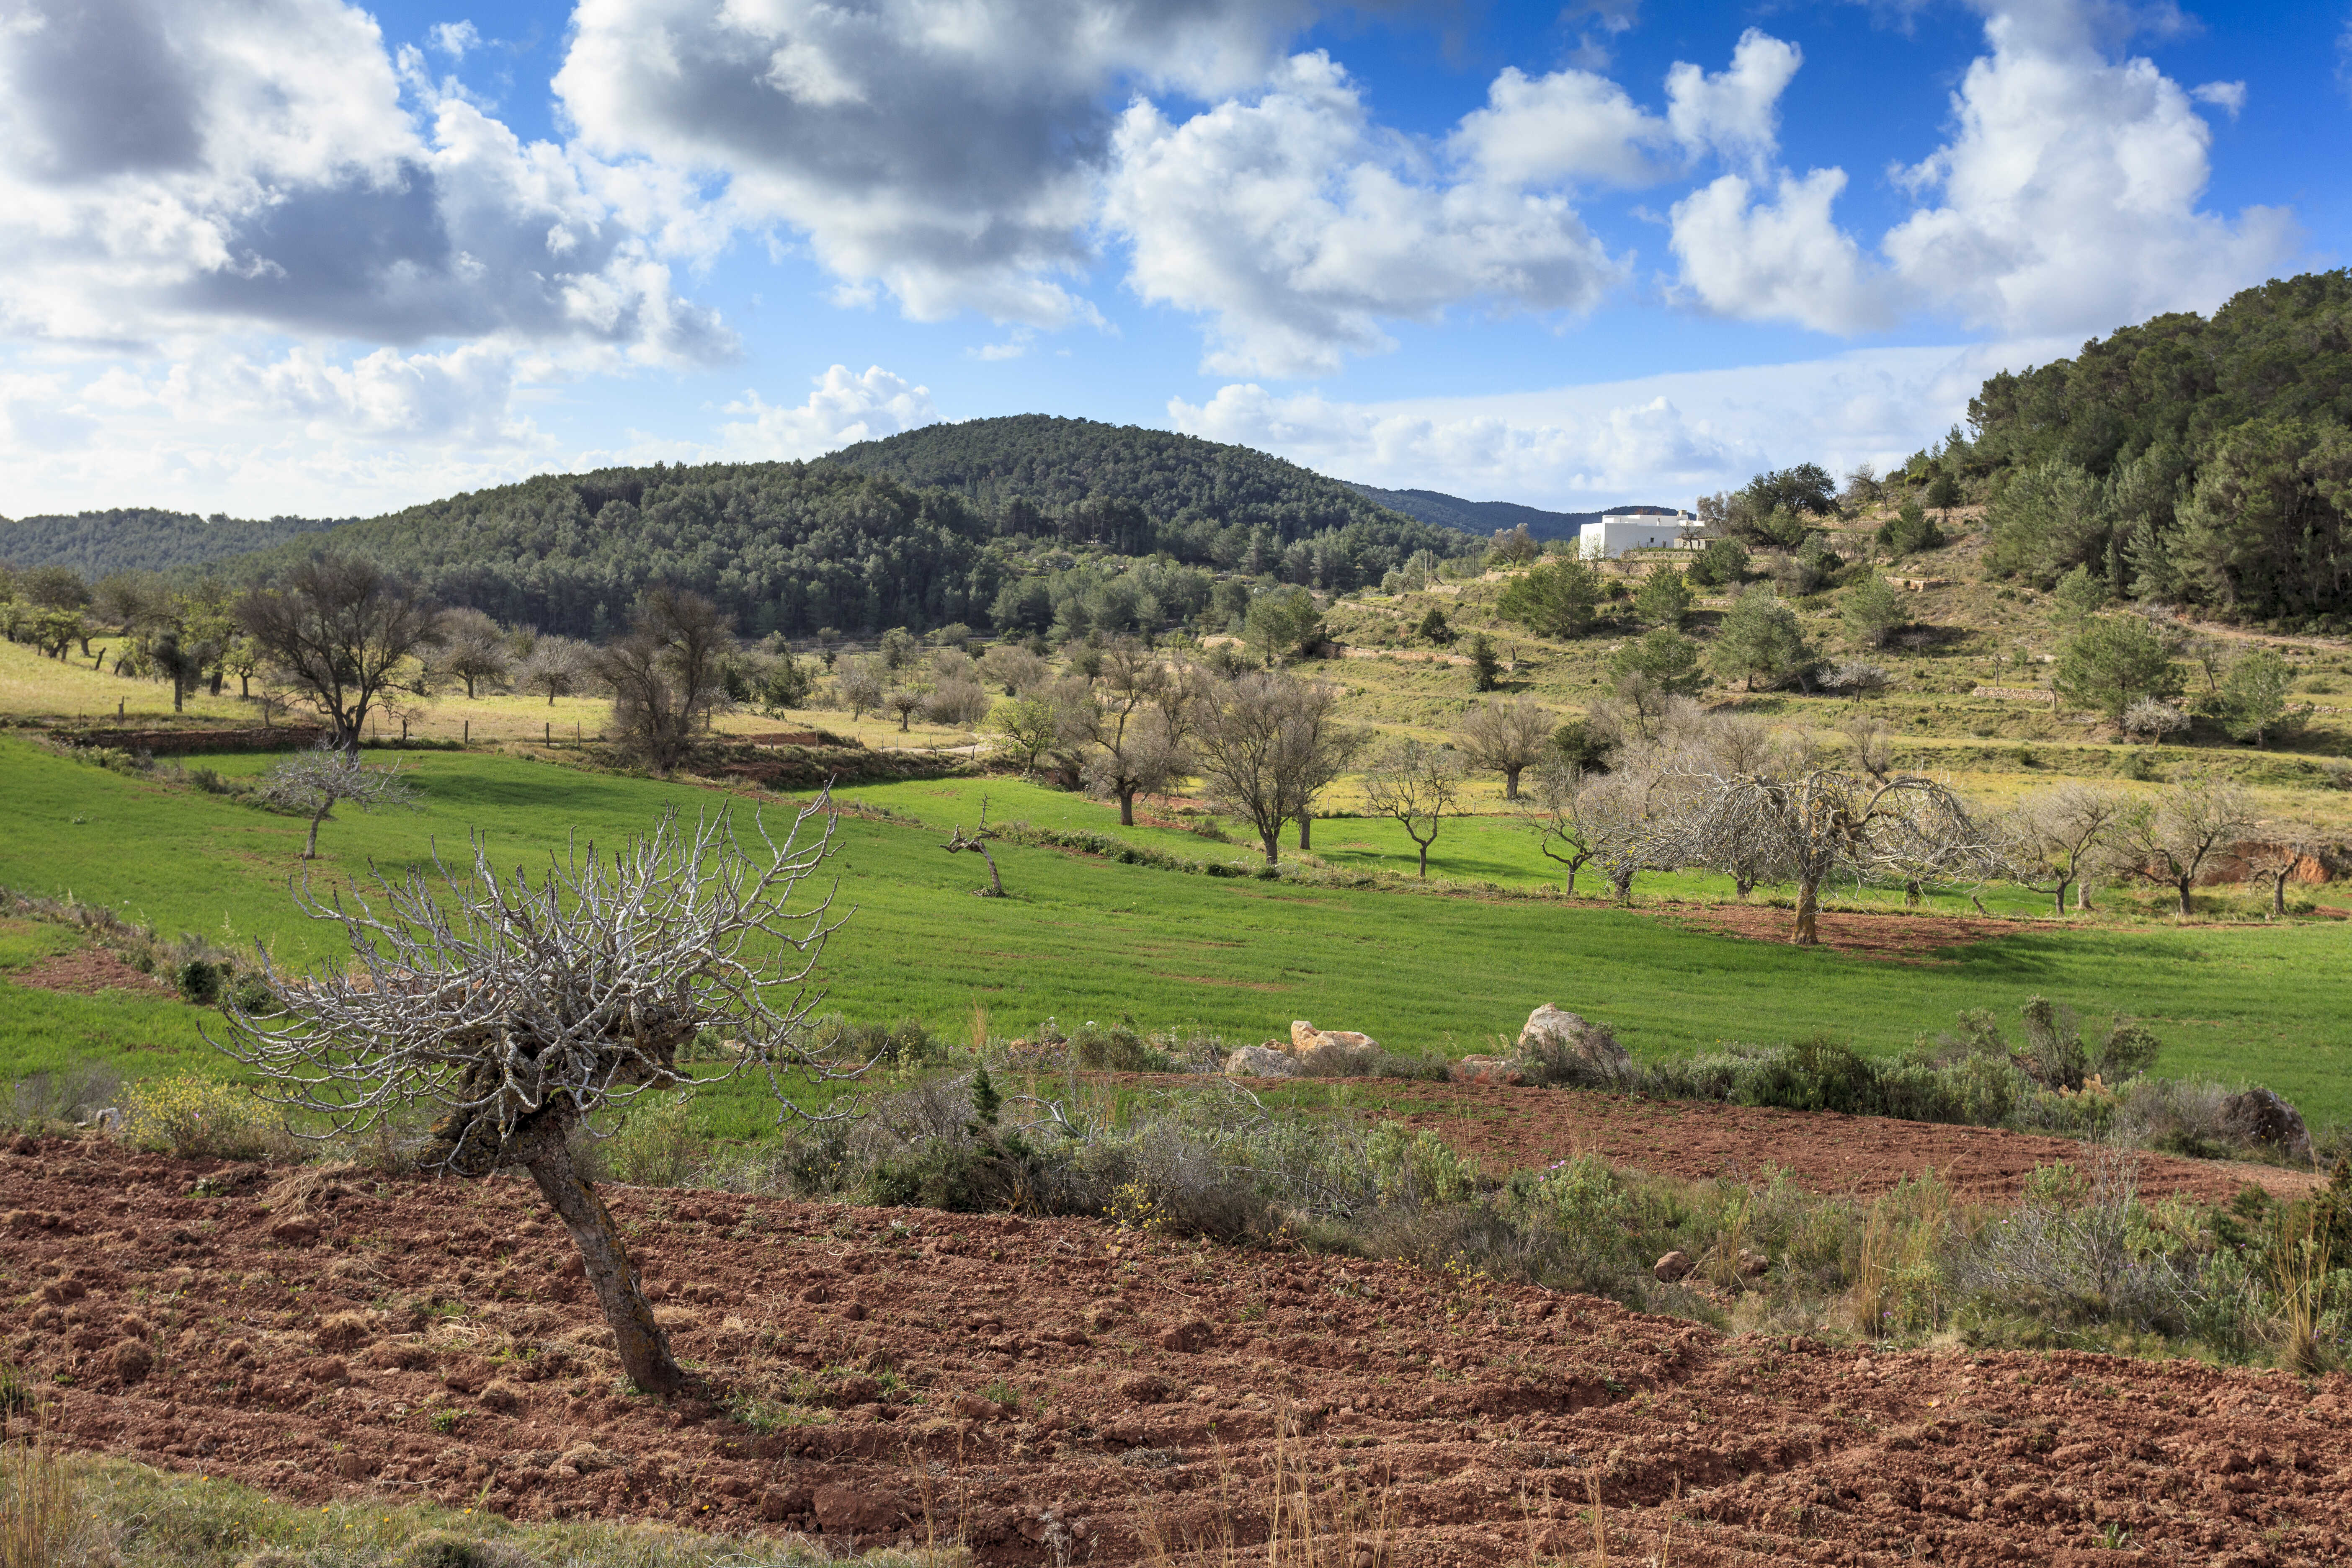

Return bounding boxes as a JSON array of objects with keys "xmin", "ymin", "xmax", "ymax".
[
  {"xmin": 121, "ymin": 1076, "xmax": 275, "ymax": 1160},
  {"xmin": 175, "ymin": 958, "xmax": 226, "ymax": 1006},
  {"xmin": 1366, "ymin": 1122, "xmax": 1477, "ymax": 1205},
  {"xmin": 1069, "ymin": 1021, "xmax": 1166, "ymax": 1071}
]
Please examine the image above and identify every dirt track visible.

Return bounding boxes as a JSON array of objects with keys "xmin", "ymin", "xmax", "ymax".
[{"xmin": 9, "ymin": 1140, "xmax": 2349, "ymax": 1566}]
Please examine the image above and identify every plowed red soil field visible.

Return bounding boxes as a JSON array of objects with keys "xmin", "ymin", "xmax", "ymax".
[
  {"xmin": 1357, "ymin": 1083, "xmax": 2323, "ymax": 1205},
  {"xmin": 9, "ymin": 1139, "xmax": 2348, "ymax": 1567}
]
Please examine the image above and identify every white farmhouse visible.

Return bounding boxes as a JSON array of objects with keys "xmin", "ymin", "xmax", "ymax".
[{"xmin": 1575, "ymin": 509, "xmax": 1700, "ymax": 560}]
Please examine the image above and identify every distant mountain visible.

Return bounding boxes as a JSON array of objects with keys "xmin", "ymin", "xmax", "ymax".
[
  {"xmin": 1346, "ymin": 484, "xmax": 1602, "ymax": 541},
  {"xmin": 0, "ymin": 508, "xmax": 347, "ymax": 577}
]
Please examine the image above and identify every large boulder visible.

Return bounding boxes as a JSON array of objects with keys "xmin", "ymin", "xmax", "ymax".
[
  {"xmin": 1515, "ymin": 1005, "xmax": 1634, "ymax": 1088},
  {"xmin": 2221, "ymin": 1088, "xmax": 2311, "ymax": 1162},
  {"xmin": 1290, "ymin": 1019, "xmax": 1380, "ymax": 1053},
  {"xmin": 1224, "ymin": 1045, "xmax": 1300, "ymax": 1078}
]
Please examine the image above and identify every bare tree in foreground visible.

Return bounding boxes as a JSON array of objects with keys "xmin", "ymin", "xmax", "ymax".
[
  {"xmin": 256, "ymin": 740, "xmax": 421, "ymax": 858},
  {"xmin": 211, "ymin": 805, "xmax": 856, "ymax": 1397},
  {"xmin": 2110, "ymin": 772, "xmax": 2258, "ymax": 916},
  {"xmin": 1655, "ymin": 767, "xmax": 2001, "ymax": 944},
  {"xmin": 1362, "ymin": 740, "xmax": 1464, "ymax": 877}
]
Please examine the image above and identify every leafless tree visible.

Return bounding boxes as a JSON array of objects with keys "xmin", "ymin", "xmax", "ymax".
[
  {"xmin": 209, "ymin": 804, "xmax": 856, "ymax": 1398},
  {"xmin": 593, "ymin": 589, "xmax": 734, "ymax": 773},
  {"xmin": 1362, "ymin": 740, "xmax": 1464, "ymax": 877},
  {"xmin": 1655, "ymin": 766, "xmax": 2002, "ymax": 944},
  {"xmin": 977, "ymin": 642, "xmax": 1049, "ymax": 696},
  {"xmin": 240, "ymin": 556, "xmax": 441, "ymax": 753},
  {"xmin": 2244, "ymin": 823, "xmax": 2320, "ymax": 921},
  {"xmin": 1522, "ymin": 759, "xmax": 1604, "ymax": 895},
  {"xmin": 516, "ymin": 635, "xmax": 593, "ymax": 705},
  {"xmin": 1837, "ymin": 711, "xmax": 1894, "ymax": 782},
  {"xmin": 835, "ymin": 656, "xmax": 884, "ymax": 720},
  {"xmin": 1453, "ymin": 696, "xmax": 1553, "ymax": 801},
  {"xmin": 1063, "ymin": 641, "xmax": 1198, "ymax": 825},
  {"xmin": 920, "ymin": 676, "xmax": 991, "ymax": 727},
  {"xmin": 1191, "ymin": 671, "xmax": 1363, "ymax": 865},
  {"xmin": 943, "ymin": 797, "xmax": 1006, "ymax": 897},
  {"xmin": 434, "ymin": 608, "xmax": 514, "ymax": 699},
  {"xmin": 885, "ymin": 688, "xmax": 923, "ymax": 731},
  {"xmin": 256, "ymin": 741, "xmax": 421, "ymax": 859},
  {"xmin": 2110, "ymin": 772, "xmax": 2258, "ymax": 916},
  {"xmin": 2008, "ymin": 785, "xmax": 2125, "ymax": 915}
]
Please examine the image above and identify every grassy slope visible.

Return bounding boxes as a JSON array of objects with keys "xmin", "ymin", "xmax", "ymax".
[{"xmin": 3, "ymin": 738, "xmax": 2347, "ymax": 1130}]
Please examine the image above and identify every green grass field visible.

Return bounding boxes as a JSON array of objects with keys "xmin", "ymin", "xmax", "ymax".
[{"xmin": 3, "ymin": 736, "xmax": 2349, "ymax": 1132}]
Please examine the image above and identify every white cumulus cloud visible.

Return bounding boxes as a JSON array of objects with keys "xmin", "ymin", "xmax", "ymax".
[
  {"xmin": 714, "ymin": 365, "xmax": 939, "ymax": 461},
  {"xmin": 1168, "ymin": 341, "xmax": 2066, "ymax": 507},
  {"xmin": 1106, "ymin": 52, "xmax": 1624, "ymax": 378},
  {"xmin": 1664, "ymin": 28, "xmax": 1803, "ymax": 174},
  {"xmin": 1668, "ymin": 1, "xmax": 2296, "ymax": 339}
]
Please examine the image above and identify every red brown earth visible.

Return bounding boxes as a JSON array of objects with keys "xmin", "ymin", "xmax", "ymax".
[
  {"xmin": 1359, "ymin": 1083, "xmax": 2324, "ymax": 1206},
  {"xmin": 8, "ymin": 1138, "xmax": 2349, "ymax": 1566},
  {"xmin": 1641, "ymin": 905, "xmax": 2027, "ymax": 961},
  {"xmin": 10, "ymin": 949, "xmax": 175, "ymax": 998}
]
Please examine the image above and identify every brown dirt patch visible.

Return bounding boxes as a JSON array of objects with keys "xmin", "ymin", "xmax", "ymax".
[
  {"xmin": 8, "ymin": 947, "xmax": 173, "ymax": 997},
  {"xmin": 8, "ymin": 1139, "xmax": 2349, "ymax": 1566},
  {"xmin": 1366, "ymin": 1082, "xmax": 2321, "ymax": 1205},
  {"xmin": 1645, "ymin": 903, "xmax": 2027, "ymax": 961}
]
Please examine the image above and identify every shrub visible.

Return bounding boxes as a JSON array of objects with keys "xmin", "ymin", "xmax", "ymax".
[
  {"xmin": 175, "ymin": 958, "xmax": 227, "ymax": 1006},
  {"xmin": 1069, "ymin": 1021, "xmax": 1166, "ymax": 1072},
  {"xmin": 598, "ymin": 1095, "xmax": 707, "ymax": 1188},
  {"xmin": 121, "ymin": 1076, "xmax": 276, "ymax": 1160},
  {"xmin": 1366, "ymin": 1122, "xmax": 1478, "ymax": 1206}
]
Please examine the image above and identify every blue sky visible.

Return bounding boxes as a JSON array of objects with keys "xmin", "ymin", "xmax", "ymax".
[{"xmin": 0, "ymin": 0, "xmax": 2338, "ymax": 519}]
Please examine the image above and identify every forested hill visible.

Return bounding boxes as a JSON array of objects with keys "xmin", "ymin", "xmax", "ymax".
[
  {"xmin": 825, "ymin": 415, "xmax": 1455, "ymax": 558},
  {"xmin": 0, "ymin": 508, "xmax": 345, "ymax": 576},
  {"xmin": 230, "ymin": 462, "xmax": 999, "ymax": 641},
  {"xmin": 220, "ymin": 420, "xmax": 1476, "ymax": 640},
  {"xmin": 1963, "ymin": 269, "xmax": 2352, "ymax": 624},
  {"xmin": 1347, "ymin": 483, "xmax": 1599, "ymax": 541}
]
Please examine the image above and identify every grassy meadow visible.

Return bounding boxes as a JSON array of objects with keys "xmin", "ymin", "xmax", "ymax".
[{"xmin": 3, "ymin": 736, "xmax": 2349, "ymax": 1132}]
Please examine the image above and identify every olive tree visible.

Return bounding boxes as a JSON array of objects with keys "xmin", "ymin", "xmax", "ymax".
[
  {"xmin": 256, "ymin": 740, "xmax": 421, "ymax": 859},
  {"xmin": 210, "ymin": 804, "xmax": 857, "ymax": 1398}
]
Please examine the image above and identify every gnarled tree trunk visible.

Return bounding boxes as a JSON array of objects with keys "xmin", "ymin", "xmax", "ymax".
[
  {"xmin": 1793, "ymin": 877, "xmax": 1821, "ymax": 945},
  {"xmin": 511, "ymin": 1111, "xmax": 683, "ymax": 1398}
]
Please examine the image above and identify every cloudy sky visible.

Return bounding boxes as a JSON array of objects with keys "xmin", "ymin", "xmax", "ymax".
[{"xmin": 0, "ymin": 0, "xmax": 2337, "ymax": 519}]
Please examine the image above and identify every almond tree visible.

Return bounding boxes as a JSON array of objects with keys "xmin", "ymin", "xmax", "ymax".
[
  {"xmin": 2009, "ymin": 784, "xmax": 2125, "ymax": 915},
  {"xmin": 240, "ymin": 556, "xmax": 441, "ymax": 753},
  {"xmin": 1453, "ymin": 696, "xmax": 1553, "ymax": 801},
  {"xmin": 2110, "ymin": 772, "xmax": 2257, "ymax": 915},
  {"xmin": 210, "ymin": 804, "xmax": 857, "ymax": 1398},
  {"xmin": 1656, "ymin": 765, "xmax": 2001, "ymax": 944},
  {"xmin": 1191, "ymin": 671, "xmax": 1362, "ymax": 865},
  {"xmin": 1362, "ymin": 740, "xmax": 1463, "ymax": 877},
  {"xmin": 256, "ymin": 740, "xmax": 421, "ymax": 859}
]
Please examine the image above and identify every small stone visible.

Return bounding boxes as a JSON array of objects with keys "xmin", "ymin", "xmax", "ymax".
[
  {"xmin": 1736, "ymin": 1249, "xmax": 1769, "ymax": 1280},
  {"xmin": 1653, "ymin": 1250, "xmax": 1694, "ymax": 1283},
  {"xmin": 1448, "ymin": 1055, "xmax": 1525, "ymax": 1086}
]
